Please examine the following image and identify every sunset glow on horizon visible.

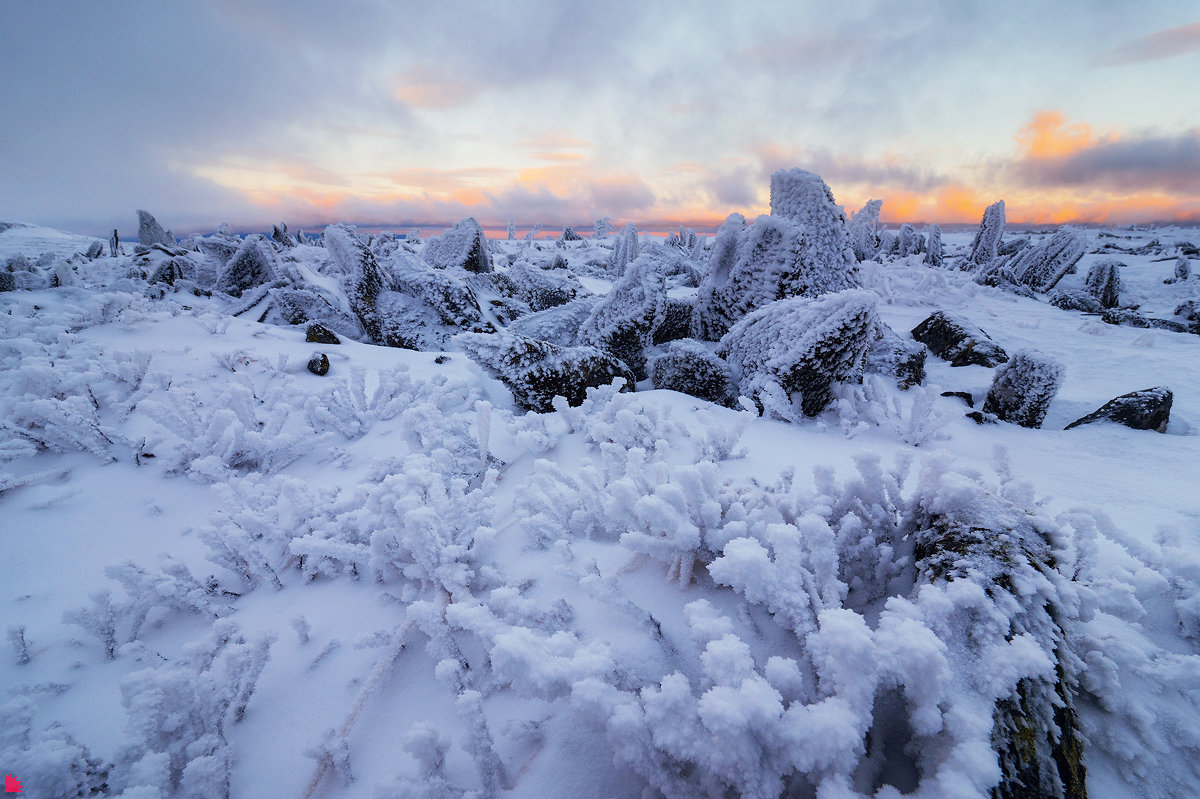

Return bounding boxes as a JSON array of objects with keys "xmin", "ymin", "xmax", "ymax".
[{"xmin": 3, "ymin": 2, "xmax": 1198, "ymax": 238}]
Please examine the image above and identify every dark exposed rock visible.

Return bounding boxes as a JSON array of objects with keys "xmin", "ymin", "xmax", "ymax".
[
  {"xmin": 651, "ymin": 340, "xmax": 737, "ymax": 406},
  {"xmin": 1048, "ymin": 290, "xmax": 1103, "ymax": 314},
  {"xmin": 1064, "ymin": 386, "xmax": 1173, "ymax": 433},
  {"xmin": 457, "ymin": 332, "xmax": 635, "ymax": 412},
  {"xmin": 941, "ymin": 390, "xmax": 974, "ymax": 407},
  {"xmin": 1175, "ymin": 300, "xmax": 1200, "ymax": 323},
  {"xmin": 912, "ymin": 312, "xmax": 1008, "ymax": 368},
  {"xmin": 1101, "ymin": 308, "xmax": 1191, "ymax": 333},
  {"xmin": 305, "ymin": 323, "xmax": 341, "ymax": 344},
  {"xmin": 982, "ymin": 349, "xmax": 1064, "ymax": 428},
  {"xmin": 966, "ymin": 410, "xmax": 999, "ymax": 424},
  {"xmin": 0, "ymin": 272, "xmax": 16, "ymax": 292},
  {"xmin": 865, "ymin": 322, "xmax": 926, "ymax": 389},
  {"xmin": 307, "ymin": 352, "xmax": 330, "ymax": 376}
]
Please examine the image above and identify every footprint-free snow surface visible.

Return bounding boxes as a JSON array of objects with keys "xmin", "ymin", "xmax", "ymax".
[{"xmin": 2, "ymin": 213, "xmax": 1199, "ymax": 799}]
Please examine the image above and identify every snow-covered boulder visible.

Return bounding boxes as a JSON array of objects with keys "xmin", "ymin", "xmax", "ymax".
[
  {"xmin": 579, "ymin": 253, "xmax": 669, "ymax": 379},
  {"xmin": 1011, "ymin": 227, "xmax": 1086, "ymax": 292},
  {"xmin": 651, "ymin": 340, "xmax": 737, "ymax": 406},
  {"xmin": 506, "ymin": 256, "xmax": 584, "ymax": 311},
  {"xmin": 1083, "ymin": 259, "xmax": 1122, "ymax": 308},
  {"xmin": 864, "ymin": 323, "xmax": 926, "ymax": 389},
  {"xmin": 264, "ymin": 287, "xmax": 360, "ymax": 337},
  {"xmin": 982, "ymin": 349, "xmax": 1064, "ymax": 428},
  {"xmin": 1049, "ymin": 289, "xmax": 1103, "ymax": 313},
  {"xmin": 651, "ymin": 296, "xmax": 695, "ymax": 345},
  {"xmin": 911, "ymin": 311, "xmax": 1009, "ymax": 367},
  {"xmin": 898, "ymin": 223, "xmax": 924, "ymax": 257},
  {"xmin": 305, "ymin": 323, "xmax": 341, "ymax": 345},
  {"xmin": 721, "ymin": 289, "xmax": 879, "ymax": 416},
  {"xmin": 507, "ymin": 296, "xmax": 600, "ymax": 347},
  {"xmin": 216, "ymin": 235, "xmax": 277, "ymax": 298},
  {"xmin": 457, "ymin": 332, "xmax": 635, "ymax": 412},
  {"xmin": 306, "ymin": 352, "xmax": 330, "ymax": 376},
  {"xmin": 1065, "ymin": 386, "xmax": 1173, "ymax": 433},
  {"xmin": 961, "ymin": 200, "xmax": 1005, "ymax": 270},
  {"xmin": 424, "ymin": 218, "xmax": 491, "ymax": 273}
]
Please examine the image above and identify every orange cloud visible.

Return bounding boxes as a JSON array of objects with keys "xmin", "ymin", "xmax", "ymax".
[{"xmin": 1016, "ymin": 111, "xmax": 1096, "ymax": 159}]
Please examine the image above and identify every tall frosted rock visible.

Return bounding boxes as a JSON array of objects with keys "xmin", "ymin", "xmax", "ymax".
[
  {"xmin": 110, "ymin": 229, "xmax": 119, "ymax": 257},
  {"xmin": 925, "ymin": 224, "xmax": 943, "ymax": 267},
  {"xmin": 1083, "ymin": 259, "xmax": 1123, "ymax": 308},
  {"xmin": 424, "ymin": 217, "xmax": 491, "ymax": 273},
  {"xmin": 215, "ymin": 235, "xmax": 276, "ymax": 298},
  {"xmin": 608, "ymin": 224, "xmax": 639, "ymax": 275},
  {"xmin": 136, "ymin": 210, "xmax": 173, "ymax": 247},
  {"xmin": 898, "ymin": 223, "xmax": 924, "ymax": 257},
  {"xmin": 579, "ymin": 253, "xmax": 668, "ymax": 380},
  {"xmin": 692, "ymin": 170, "xmax": 859, "ymax": 341},
  {"xmin": 594, "ymin": 217, "xmax": 614, "ymax": 239},
  {"xmin": 847, "ymin": 199, "xmax": 883, "ymax": 262},
  {"xmin": 1011, "ymin": 227, "xmax": 1086, "ymax": 292},
  {"xmin": 506, "ymin": 218, "xmax": 516, "ymax": 240},
  {"xmin": 963, "ymin": 200, "xmax": 1005, "ymax": 270}
]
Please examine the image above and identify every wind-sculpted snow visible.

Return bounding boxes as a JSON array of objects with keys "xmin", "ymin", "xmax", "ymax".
[{"xmin": 3, "ymin": 215, "xmax": 1200, "ymax": 799}]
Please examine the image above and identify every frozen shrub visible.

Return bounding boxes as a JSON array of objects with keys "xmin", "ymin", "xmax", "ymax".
[
  {"xmin": 651, "ymin": 340, "xmax": 737, "ymax": 406},
  {"xmin": 136, "ymin": 209, "xmax": 173, "ymax": 247},
  {"xmin": 692, "ymin": 202, "xmax": 860, "ymax": 342},
  {"xmin": 608, "ymin": 223, "xmax": 639, "ymax": 275},
  {"xmin": 1083, "ymin": 259, "xmax": 1122, "ymax": 308},
  {"xmin": 925, "ymin": 223, "xmax": 943, "ymax": 267},
  {"xmin": 508, "ymin": 296, "xmax": 600, "ymax": 347},
  {"xmin": 424, "ymin": 217, "xmax": 491, "ymax": 273},
  {"xmin": 962, "ymin": 199, "xmax": 1005, "ymax": 269},
  {"xmin": 457, "ymin": 332, "xmax": 634, "ymax": 412},
  {"xmin": 982, "ymin": 349, "xmax": 1065, "ymax": 428},
  {"xmin": 897, "ymin": 223, "xmax": 924, "ymax": 257},
  {"xmin": 847, "ymin": 199, "xmax": 883, "ymax": 261},
  {"xmin": 721, "ymin": 289, "xmax": 879, "ymax": 417},
  {"xmin": 1011, "ymin": 227, "xmax": 1086, "ymax": 292},
  {"xmin": 215, "ymin": 235, "xmax": 277, "ymax": 298},
  {"xmin": 911, "ymin": 311, "xmax": 1009, "ymax": 367},
  {"xmin": 579, "ymin": 253, "xmax": 669, "ymax": 379}
]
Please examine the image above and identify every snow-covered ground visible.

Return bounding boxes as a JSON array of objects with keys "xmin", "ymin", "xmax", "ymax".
[{"xmin": 2, "ymin": 212, "xmax": 1199, "ymax": 799}]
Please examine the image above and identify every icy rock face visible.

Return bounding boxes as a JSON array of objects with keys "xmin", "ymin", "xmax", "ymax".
[
  {"xmin": 136, "ymin": 209, "xmax": 173, "ymax": 247},
  {"xmin": 457, "ymin": 332, "xmax": 634, "ymax": 411},
  {"xmin": 507, "ymin": 296, "xmax": 600, "ymax": 347},
  {"xmin": 692, "ymin": 196, "xmax": 860, "ymax": 342},
  {"xmin": 325, "ymin": 224, "xmax": 389, "ymax": 344},
  {"xmin": 424, "ymin": 217, "xmax": 491, "ymax": 273},
  {"xmin": 982, "ymin": 349, "xmax": 1064, "ymax": 428},
  {"xmin": 216, "ymin": 235, "xmax": 276, "ymax": 297},
  {"xmin": 651, "ymin": 340, "xmax": 737, "ymax": 406},
  {"xmin": 1083, "ymin": 259, "xmax": 1122, "ymax": 308},
  {"xmin": 721, "ymin": 289, "xmax": 879, "ymax": 416},
  {"xmin": 912, "ymin": 311, "xmax": 1009, "ymax": 368},
  {"xmin": 909, "ymin": 487, "xmax": 1086, "ymax": 799},
  {"xmin": 847, "ymin": 199, "xmax": 883, "ymax": 261},
  {"xmin": 1065, "ymin": 386, "xmax": 1173, "ymax": 433},
  {"xmin": 579, "ymin": 253, "xmax": 669, "ymax": 380},
  {"xmin": 963, "ymin": 200, "xmax": 1006, "ymax": 270},
  {"xmin": 1011, "ymin": 228, "xmax": 1086, "ymax": 292},
  {"xmin": 864, "ymin": 323, "xmax": 926, "ymax": 389}
]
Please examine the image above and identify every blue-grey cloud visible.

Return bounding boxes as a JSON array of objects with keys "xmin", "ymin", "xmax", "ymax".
[
  {"xmin": 1011, "ymin": 129, "xmax": 1200, "ymax": 193},
  {"xmin": 1097, "ymin": 22, "xmax": 1200, "ymax": 65}
]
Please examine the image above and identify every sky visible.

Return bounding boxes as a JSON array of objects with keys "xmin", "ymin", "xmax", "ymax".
[{"xmin": 2, "ymin": 1, "xmax": 1198, "ymax": 237}]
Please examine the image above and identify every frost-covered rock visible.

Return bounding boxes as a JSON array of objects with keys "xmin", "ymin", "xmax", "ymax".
[
  {"xmin": 1170, "ymin": 255, "xmax": 1191, "ymax": 282},
  {"xmin": 912, "ymin": 311, "xmax": 1009, "ymax": 367},
  {"xmin": 692, "ymin": 201, "xmax": 859, "ymax": 342},
  {"xmin": 85, "ymin": 240, "xmax": 104, "ymax": 259},
  {"xmin": 864, "ymin": 323, "xmax": 926, "ymax": 389},
  {"xmin": 651, "ymin": 340, "xmax": 737, "ymax": 406},
  {"xmin": 196, "ymin": 232, "xmax": 241, "ymax": 267},
  {"xmin": 962, "ymin": 200, "xmax": 1005, "ymax": 270},
  {"xmin": 721, "ymin": 289, "xmax": 879, "ymax": 417},
  {"xmin": 1011, "ymin": 228, "xmax": 1086, "ymax": 292},
  {"xmin": 1048, "ymin": 289, "xmax": 1103, "ymax": 313},
  {"xmin": 385, "ymin": 249, "xmax": 491, "ymax": 332},
  {"xmin": 457, "ymin": 332, "xmax": 634, "ymax": 412},
  {"xmin": 506, "ymin": 257, "xmax": 584, "ymax": 311},
  {"xmin": 1101, "ymin": 308, "xmax": 1191, "ymax": 333},
  {"xmin": 1083, "ymin": 259, "xmax": 1122, "ymax": 308},
  {"xmin": 560, "ymin": 225, "xmax": 583, "ymax": 242},
  {"xmin": 215, "ymin": 235, "xmax": 277, "ymax": 298},
  {"xmin": 608, "ymin": 223, "xmax": 640, "ymax": 276},
  {"xmin": 1175, "ymin": 300, "xmax": 1200, "ymax": 323},
  {"xmin": 264, "ymin": 287, "xmax": 359, "ymax": 337},
  {"xmin": 594, "ymin": 217, "xmax": 614, "ymax": 239},
  {"xmin": 579, "ymin": 253, "xmax": 669, "ymax": 380},
  {"xmin": 271, "ymin": 223, "xmax": 295, "ymax": 249},
  {"xmin": 847, "ymin": 199, "xmax": 882, "ymax": 261},
  {"xmin": 982, "ymin": 349, "xmax": 1064, "ymax": 428},
  {"xmin": 507, "ymin": 296, "xmax": 600, "ymax": 347},
  {"xmin": 651, "ymin": 295, "xmax": 695, "ymax": 345},
  {"xmin": 305, "ymin": 323, "xmax": 341, "ymax": 344},
  {"xmin": 925, "ymin": 223, "xmax": 943, "ymax": 268},
  {"xmin": 898, "ymin": 223, "xmax": 924, "ymax": 257},
  {"xmin": 0, "ymin": 272, "xmax": 15, "ymax": 292},
  {"xmin": 424, "ymin": 217, "xmax": 491, "ymax": 273},
  {"xmin": 1065, "ymin": 386, "xmax": 1173, "ymax": 433},
  {"xmin": 307, "ymin": 353, "xmax": 330, "ymax": 376},
  {"xmin": 136, "ymin": 209, "xmax": 173, "ymax": 247}
]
